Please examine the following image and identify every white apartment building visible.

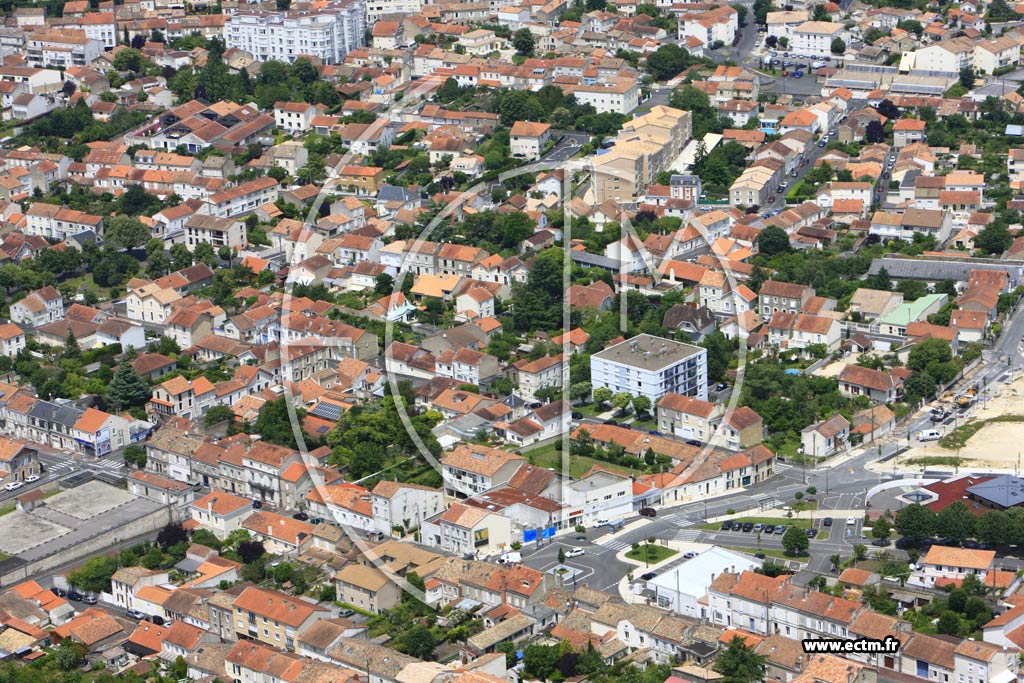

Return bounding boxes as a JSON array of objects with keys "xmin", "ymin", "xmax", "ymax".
[
  {"xmin": 25, "ymin": 31, "xmax": 102, "ymax": 69},
  {"xmin": 370, "ymin": 481, "xmax": 445, "ymax": 535},
  {"xmin": 25, "ymin": 203, "xmax": 104, "ymax": 241},
  {"xmin": 225, "ymin": 0, "xmax": 365, "ymax": 65},
  {"xmin": 365, "ymin": 0, "xmax": 421, "ymax": 22},
  {"xmin": 572, "ymin": 79, "xmax": 640, "ymax": 114},
  {"xmin": 202, "ymin": 176, "xmax": 278, "ymax": 219},
  {"xmin": 791, "ymin": 21, "xmax": 844, "ymax": 55},
  {"xmin": 185, "ymin": 214, "xmax": 246, "ymax": 251},
  {"xmin": 80, "ymin": 13, "xmax": 117, "ymax": 50},
  {"xmin": 591, "ymin": 334, "xmax": 708, "ymax": 404}
]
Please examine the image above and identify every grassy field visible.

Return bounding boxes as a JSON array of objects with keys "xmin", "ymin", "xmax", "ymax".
[
  {"xmin": 527, "ymin": 444, "xmax": 641, "ymax": 479},
  {"xmin": 0, "ymin": 503, "xmax": 14, "ymax": 517},
  {"xmin": 625, "ymin": 544, "xmax": 677, "ymax": 564},
  {"xmin": 904, "ymin": 455, "xmax": 964, "ymax": 467},
  {"xmin": 700, "ymin": 517, "xmax": 813, "ymax": 531}
]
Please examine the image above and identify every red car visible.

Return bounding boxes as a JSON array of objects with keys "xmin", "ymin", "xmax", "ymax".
[
  {"xmin": 781, "ymin": 70, "xmax": 789, "ymax": 77},
  {"xmin": 639, "ymin": 507, "xmax": 657, "ymax": 517}
]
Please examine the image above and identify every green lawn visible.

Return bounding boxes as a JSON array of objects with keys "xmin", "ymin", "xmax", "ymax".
[
  {"xmin": 817, "ymin": 530, "xmax": 830, "ymax": 541},
  {"xmin": 720, "ymin": 546, "xmax": 795, "ymax": 561},
  {"xmin": 0, "ymin": 503, "xmax": 14, "ymax": 517},
  {"xmin": 526, "ymin": 444, "xmax": 642, "ymax": 479},
  {"xmin": 700, "ymin": 517, "xmax": 813, "ymax": 531},
  {"xmin": 625, "ymin": 544, "xmax": 677, "ymax": 564}
]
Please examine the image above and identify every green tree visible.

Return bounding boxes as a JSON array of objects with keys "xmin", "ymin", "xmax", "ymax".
[
  {"xmin": 975, "ymin": 220, "xmax": 1012, "ymax": 255},
  {"xmin": 106, "ymin": 361, "xmax": 151, "ymax": 410},
  {"xmin": 632, "ymin": 395, "xmax": 651, "ymax": 415},
  {"xmin": 512, "ymin": 28, "xmax": 535, "ymax": 56},
  {"xmin": 976, "ymin": 509, "xmax": 1008, "ymax": 546},
  {"xmin": 64, "ymin": 329, "xmax": 81, "ymax": 358},
  {"xmin": 123, "ymin": 444, "xmax": 146, "ymax": 469},
  {"xmin": 56, "ymin": 639, "xmax": 86, "ymax": 671},
  {"xmin": 852, "ymin": 543, "xmax": 868, "ymax": 563},
  {"xmin": 558, "ymin": 547, "xmax": 566, "ymax": 564},
  {"xmin": 713, "ymin": 636, "xmax": 767, "ymax": 683},
  {"xmin": 907, "ymin": 337, "xmax": 953, "ymax": 373},
  {"xmin": 105, "ymin": 214, "xmax": 150, "ymax": 252},
  {"xmin": 936, "ymin": 610, "xmax": 962, "ymax": 636},
  {"xmin": 782, "ymin": 525, "xmax": 809, "ymax": 556},
  {"xmin": 68, "ymin": 556, "xmax": 119, "ymax": 593},
  {"xmin": 205, "ymin": 404, "xmax": 235, "ymax": 427},
  {"xmin": 960, "ymin": 65, "xmax": 977, "ymax": 90},
  {"xmin": 569, "ymin": 381, "xmax": 593, "ymax": 403},
  {"xmin": 757, "ymin": 225, "xmax": 790, "ymax": 255},
  {"xmin": 593, "ymin": 386, "xmax": 613, "ymax": 405},
  {"xmin": 611, "ymin": 392, "xmax": 633, "ymax": 413},
  {"xmin": 397, "ymin": 623, "xmax": 437, "ymax": 660},
  {"xmin": 253, "ymin": 398, "xmax": 306, "ymax": 449},
  {"xmin": 374, "ymin": 273, "xmax": 395, "ymax": 295},
  {"xmin": 830, "ymin": 37, "xmax": 846, "ymax": 54},
  {"xmin": 871, "ymin": 517, "xmax": 891, "ymax": 542},
  {"xmin": 937, "ymin": 500, "xmax": 976, "ymax": 543}
]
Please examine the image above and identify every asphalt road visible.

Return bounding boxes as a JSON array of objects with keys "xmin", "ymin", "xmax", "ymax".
[{"xmin": 546, "ymin": 131, "xmax": 590, "ymax": 162}]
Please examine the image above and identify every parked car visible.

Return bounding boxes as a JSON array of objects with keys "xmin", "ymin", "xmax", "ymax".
[
  {"xmin": 753, "ymin": 523, "xmax": 765, "ymax": 533},
  {"xmin": 683, "ymin": 551, "xmax": 698, "ymax": 559},
  {"xmin": 292, "ymin": 512, "xmax": 309, "ymax": 521},
  {"xmin": 781, "ymin": 70, "xmax": 789, "ymax": 77},
  {"xmin": 775, "ymin": 525, "xmax": 787, "ymax": 535},
  {"xmin": 81, "ymin": 594, "xmax": 97, "ymax": 605},
  {"xmin": 571, "ymin": 411, "xmax": 583, "ymax": 419},
  {"xmin": 742, "ymin": 522, "xmax": 754, "ymax": 532},
  {"xmin": 755, "ymin": 553, "xmax": 766, "ymax": 559},
  {"xmin": 720, "ymin": 521, "xmax": 732, "ymax": 531},
  {"xmin": 639, "ymin": 507, "xmax": 657, "ymax": 517},
  {"xmin": 764, "ymin": 524, "xmax": 775, "ymax": 534},
  {"xmin": 251, "ymin": 499, "xmax": 263, "ymax": 509},
  {"xmin": 806, "ymin": 528, "xmax": 818, "ymax": 538},
  {"xmin": 67, "ymin": 590, "xmax": 84, "ymax": 602},
  {"xmin": 566, "ymin": 547, "xmax": 584, "ymax": 558},
  {"xmin": 50, "ymin": 587, "xmax": 67, "ymax": 598},
  {"xmin": 595, "ymin": 518, "xmax": 610, "ymax": 527},
  {"xmin": 4, "ymin": 481, "xmax": 23, "ymax": 491},
  {"xmin": 126, "ymin": 609, "xmax": 147, "ymax": 620},
  {"xmin": 846, "ymin": 516, "xmax": 858, "ymax": 526},
  {"xmin": 731, "ymin": 521, "xmax": 744, "ymax": 531},
  {"xmin": 603, "ymin": 420, "xmax": 618, "ymax": 427},
  {"xmin": 822, "ymin": 517, "xmax": 833, "ymax": 527},
  {"xmin": 25, "ymin": 475, "xmax": 39, "ymax": 483},
  {"xmin": 792, "ymin": 70, "xmax": 803, "ymax": 78},
  {"xmin": 640, "ymin": 572, "xmax": 657, "ymax": 581}
]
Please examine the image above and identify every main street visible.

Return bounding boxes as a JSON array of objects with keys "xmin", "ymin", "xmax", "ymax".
[{"xmin": 521, "ymin": 300, "xmax": 1024, "ymax": 592}]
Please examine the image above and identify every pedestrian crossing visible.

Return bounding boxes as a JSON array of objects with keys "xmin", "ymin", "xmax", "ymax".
[
  {"xmin": 94, "ymin": 457, "xmax": 125, "ymax": 471},
  {"xmin": 601, "ymin": 540, "xmax": 632, "ymax": 552},
  {"xmin": 671, "ymin": 529, "xmax": 702, "ymax": 542},
  {"xmin": 45, "ymin": 462, "xmax": 74, "ymax": 478}
]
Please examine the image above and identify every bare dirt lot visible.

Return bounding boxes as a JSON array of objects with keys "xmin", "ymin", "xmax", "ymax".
[{"xmin": 893, "ymin": 373, "xmax": 1024, "ymax": 472}]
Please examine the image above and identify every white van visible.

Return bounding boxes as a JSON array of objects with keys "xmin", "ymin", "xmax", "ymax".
[{"xmin": 918, "ymin": 429, "xmax": 941, "ymax": 442}]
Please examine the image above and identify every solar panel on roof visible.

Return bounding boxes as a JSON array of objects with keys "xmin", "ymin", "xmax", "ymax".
[{"xmin": 310, "ymin": 402, "xmax": 343, "ymax": 421}]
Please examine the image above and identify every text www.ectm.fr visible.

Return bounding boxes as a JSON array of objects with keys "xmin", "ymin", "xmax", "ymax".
[{"xmin": 802, "ymin": 636, "xmax": 901, "ymax": 654}]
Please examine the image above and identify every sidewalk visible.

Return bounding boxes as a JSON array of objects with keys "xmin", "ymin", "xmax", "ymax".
[{"xmin": 614, "ymin": 538, "xmax": 713, "ymax": 602}]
